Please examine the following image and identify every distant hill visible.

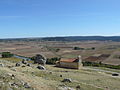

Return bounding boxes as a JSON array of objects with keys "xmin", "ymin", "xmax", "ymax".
[
  {"xmin": 1, "ymin": 36, "xmax": 120, "ymax": 42},
  {"xmin": 41, "ymin": 36, "xmax": 120, "ymax": 41}
]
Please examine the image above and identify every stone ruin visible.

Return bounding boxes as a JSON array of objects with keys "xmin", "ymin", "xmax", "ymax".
[{"xmin": 34, "ymin": 54, "xmax": 47, "ymax": 66}]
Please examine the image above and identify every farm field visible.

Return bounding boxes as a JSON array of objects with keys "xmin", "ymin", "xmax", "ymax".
[{"xmin": 1, "ymin": 41, "xmax": 120, "ymax": 65}]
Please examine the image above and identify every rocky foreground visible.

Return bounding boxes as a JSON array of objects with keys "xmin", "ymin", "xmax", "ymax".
[
  {"xmin": 0, "ymin": 60, "xmax": 55, "ymax": 90},
  {"xmin": 0, "ymin": 59, "xmax": 120, "ymax": 90}
]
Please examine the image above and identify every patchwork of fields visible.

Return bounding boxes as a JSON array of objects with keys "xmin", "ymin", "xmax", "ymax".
[{"xmin": 0, "ymin": 41, "xmax": 120, "ymax": 65}]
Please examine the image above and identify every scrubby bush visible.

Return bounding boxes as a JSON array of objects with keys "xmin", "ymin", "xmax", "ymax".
[
  {"xmin": 91, "ymin": 47, "xmax": 95, "ymax": 50},
  {"xmin": 30, "ymin": 56, "xmax": 35, "ymax": 60},
  {"xmin": 46, "ymin": 57, "xmax": 60, "ymax": 64},
  {"xmin": 2, "ymin": 52, "xmax": 14, "ymax": 58},
  {"xmin": 55, "ymin": 48, "xmax": 60, "ymax": 52},
  {"xmin": 73, "ymin": 47, "xmax": 84, "ymax": 50}
]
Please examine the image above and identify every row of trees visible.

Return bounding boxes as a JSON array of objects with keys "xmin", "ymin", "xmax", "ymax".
[
  {"xmin": 83, "ymin": 61, "xmax": 120, "ymax": 69},
  {"xmin": 73, "ymin": 47, "xmax": 95, "ymax": 50}
]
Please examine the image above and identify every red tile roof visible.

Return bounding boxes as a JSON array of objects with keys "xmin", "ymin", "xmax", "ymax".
[{"xmin": 60, "ymin": 58, "xmax": 77, "ymax": 63}]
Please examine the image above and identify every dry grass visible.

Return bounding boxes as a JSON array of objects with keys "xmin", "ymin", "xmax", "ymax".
[
  {"xmin": 0, "ymin": 57, "xmax": 22, "ymax": 63},
  {"xmin": 0, "ymin": 58, "xmax": 120, "ymax": 90},
  {"xmin": 45, "ymin": 65, "xmax": 120, "ymax": 90}
]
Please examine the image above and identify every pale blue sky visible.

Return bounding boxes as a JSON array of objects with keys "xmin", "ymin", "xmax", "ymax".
[{"xmin": 0, "ymin": 0, "xmax": 120, "ymax": 38}]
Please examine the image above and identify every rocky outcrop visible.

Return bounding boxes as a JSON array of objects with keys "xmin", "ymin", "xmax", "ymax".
[{"xmin": 34, "ymin": 54, "xmax": 47, "ymax": 65}]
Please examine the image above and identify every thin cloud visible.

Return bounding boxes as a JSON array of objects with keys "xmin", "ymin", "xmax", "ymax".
[
  {"xmin": 49, "ymin": 12, "xmax": 105, "ymax": 17},
  {"xmin": 107, "ymin": 33, "xmax": 120, "ymax": 36},
  {"xmin": 0, "ymin": 16, "xmax": 26, "ymax": 19}
]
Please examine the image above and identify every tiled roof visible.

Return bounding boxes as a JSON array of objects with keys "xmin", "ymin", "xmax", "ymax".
[{"xmin": 60, "ymin": 58, "xmax": 77, "ymax": 63}]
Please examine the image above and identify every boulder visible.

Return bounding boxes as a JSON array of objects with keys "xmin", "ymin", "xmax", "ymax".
[
  {"xmin": 7, "ymin": 73, "xmax": 15, "ymax": 77},
  {"xmin": 62, "ymin": 78, "xmax": 72, "ymax": 83},
  {"xmin": 58, "ymin": 86, "xmax": 75, "ymax": 90},
  {"xmin": 9, "ymin": 82, "xmax": 18, "ymax": 88},
  {"xmin": 15, "ymin": 63, "xmax": 21, "ymax": 67},
  {"xmin": 112, "ymin": 73, "xmax": 119, "ymax": 76},
  {"xmin": 7, "ymin": 65, "xmax": 13, "ymax": 68},
  {"xmin": 0, "ymin": 63, "xmax": 4, "ymax": 67},
  {"xmin": 21, "ymin": 65, "xmax": 26, "ymax": 67},
  {"xmin": 11, "ymin": 76, "xmax": 15, "ymax": 80},
  {"xmin": 7, "ymin": 73, "xmax": 15, "ymax": 80},
  {"xmin": 24, "ymin": 82, "xmax": 31, "ymax": 88},
  {"xmin": 27, "ymin": 63, "xmax": 31, "ymax": 67},
  {"xmin": 60, "ymin": 75, "xmax": 63, "ymax": 77},
  {"xmin": 22, "ymin": 60, "xmax": 27, "ymax": 64},
  {"xmin": 37, "ymin": 65, "xmax": 46, "ymax": 70}
]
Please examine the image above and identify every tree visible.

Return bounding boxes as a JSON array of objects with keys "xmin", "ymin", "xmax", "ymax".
[
  {"xmin": 55, "ymin": 48, "xmax": 60, "ymax": 52},
  {"xmin": 73, "ymin": 47, "xmax": 84, "ymax": 50},
  {"xmin": 46, "ymin": 57, "xmax": 60, "ymax": 64},
  {"xmin": 73, "ymin": 47, "xmax": 80, "ymax": 50},
  {"xmin": 91, "ymin": 47, "xmax": 95, "ymax": 50},
  {"xmin": 2, "ymin": 52, "xmax": 13, "ymax": 58}
]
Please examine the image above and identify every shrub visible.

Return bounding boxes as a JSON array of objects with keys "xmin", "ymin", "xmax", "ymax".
[
  {"xmin": 73, "ymin": 47, "xmax": 84, "ymax": 50},
  {"xmin": 2, "ymin": 52, "xmax": 14, "ymax": 58},
  {"xmin": 30, "ymin": 56, "xmax": 35, "ymax": 60},
  {"xmin": 55, "ymin": 48, "xmax": 60, "ymax": 52},
  {"xmin": 91, "ymin": 47, "xmax": 95, "ymax": 50},
  {"xmin": 46, "ymin": 57, "xmax": 60, "ymax": 64}
]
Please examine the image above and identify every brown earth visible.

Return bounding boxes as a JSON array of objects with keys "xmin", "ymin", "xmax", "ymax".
[{"xmin": 0, "ymin": 41, "xmax": 120, "ymax": 65}]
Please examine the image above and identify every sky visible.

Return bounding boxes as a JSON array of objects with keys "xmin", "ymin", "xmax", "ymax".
[{"xmin": 0, "ymin": 0, "xmax": 120, "ymax": 38}]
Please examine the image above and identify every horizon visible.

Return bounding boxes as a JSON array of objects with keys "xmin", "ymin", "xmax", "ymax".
[
  {"xmin": 0, "ymin": 0, "xmax": 120, "ymax": 38},
  {"xmin": 1, "ymin": 35, "xmax": 120, "ymax": 39}
]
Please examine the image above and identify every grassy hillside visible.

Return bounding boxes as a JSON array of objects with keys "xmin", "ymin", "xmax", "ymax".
[{"xmin": 0, "ymin": 58, "xmax": 120, "ymax": 90}]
